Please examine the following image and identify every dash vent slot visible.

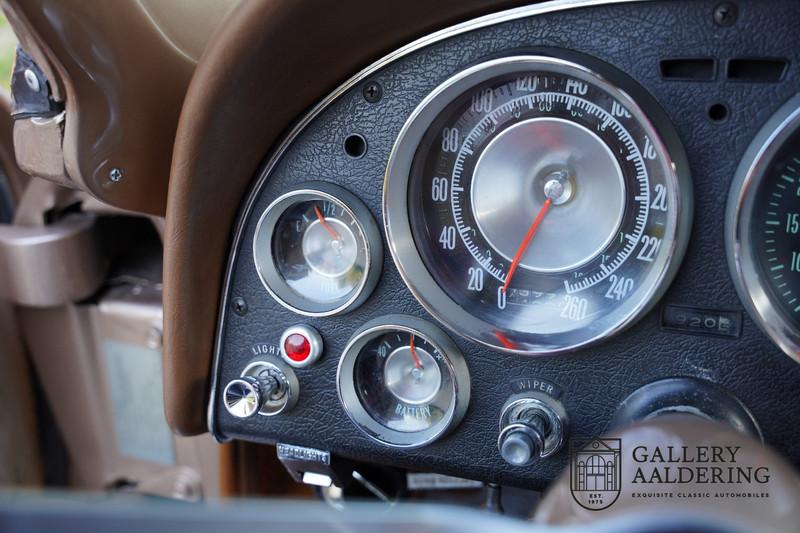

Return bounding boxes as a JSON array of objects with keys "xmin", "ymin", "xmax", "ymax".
[
  {"xmin": 726, "ymin": 58, "xmax": 788, "ymax": 83},
  {"xmin": 660, "ymin": 58, "xmax": 716, "ymax": 81}
]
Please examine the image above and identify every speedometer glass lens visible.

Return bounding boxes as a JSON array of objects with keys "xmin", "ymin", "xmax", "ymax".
[{"xmin": 385, "ymin": 56, "xmax": 691, "ymax": 354}]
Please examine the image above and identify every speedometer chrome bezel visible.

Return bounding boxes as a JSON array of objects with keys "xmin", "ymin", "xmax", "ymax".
[
  {"xmin": 384, "ymin": 55, "xmax": 692, "ymax": 355},
  {"xmin": 726, "ymin": 93, "xmax": 800, "ymax": 362}
]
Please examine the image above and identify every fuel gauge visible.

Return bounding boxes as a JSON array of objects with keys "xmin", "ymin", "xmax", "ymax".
[
  {"xmin": 253, "ymin": 183, "xmax": 382, "ymax": 316},
  {"xmin": 337, "ymin": 315, "xmax": 470, "ymax": 448}
]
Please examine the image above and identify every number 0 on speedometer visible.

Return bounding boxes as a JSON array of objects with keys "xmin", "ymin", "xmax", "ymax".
[{"xmin": 384, "ymin": 55, "xmax": 691, "ymax": 354}]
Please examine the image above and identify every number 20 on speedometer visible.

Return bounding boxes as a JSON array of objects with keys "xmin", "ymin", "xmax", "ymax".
[{"xmin": 384, "ymin": 55, "xmax": 692, "ymax": 354}]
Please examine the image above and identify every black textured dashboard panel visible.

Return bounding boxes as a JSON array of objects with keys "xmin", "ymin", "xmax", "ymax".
[{"xmin": 212, "ymin": 0, "xmax": 800, "ymax": 490}]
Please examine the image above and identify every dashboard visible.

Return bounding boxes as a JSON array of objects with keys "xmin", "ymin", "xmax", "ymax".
[{"xmin": 208, "ymin": 0, "xmax": 800, "ymax": 490}]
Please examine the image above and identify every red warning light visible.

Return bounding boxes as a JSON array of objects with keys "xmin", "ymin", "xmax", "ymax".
[{"xmin": 283, "ymin": 333, "xmax": 311, "ymax": 362}]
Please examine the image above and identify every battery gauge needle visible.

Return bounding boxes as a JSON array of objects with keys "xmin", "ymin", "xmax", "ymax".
[
  {"xmin": 502, "ymin": 198, "xmax": 553, "ymax": 293},
  {"xmin": 314, "ymin": 205, "xmax": 341, "ymax": 241},
  {"xmin": 409, "ymin": 334, "xmax": 423, "ymax": 370}
]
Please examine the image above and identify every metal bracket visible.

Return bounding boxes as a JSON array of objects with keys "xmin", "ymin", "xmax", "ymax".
[
  {"xmin": 276, "ymin": 443, "xmax": 354, "ymax": 488},
  {"xmin": 10, "ymin": 46, "xmax": 62, "ymax": 120}
]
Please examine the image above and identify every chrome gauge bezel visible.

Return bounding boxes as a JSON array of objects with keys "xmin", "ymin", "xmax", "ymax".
[
  {"xmin": 336, "ymin": 315, "xmax": 471, "ymax": 448},
  {"xmin": 253, "ymin": 182, "xmax": 383, "ymax": 317},
  {"xmin": 726, "ymin": 94, "xmax": 800, "ymax": 362},
  {"xmin": 383, "ymin": 55, "xmax": 692, "ymax": 355}
]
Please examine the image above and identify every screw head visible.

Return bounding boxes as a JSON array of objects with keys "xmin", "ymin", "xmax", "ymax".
[
  {"xmin": 23, "ymin": 69, "xmax": 40, "ymax": 92},
  {"xmin": 109, "ymin": 168, "xmax": 123, "ymax": 182},
  {"xmin": 713, "ymin": 2, "xmax": 738, "ymax": 27},
  {"xmin": 362, "ymin": 81, "xmax": 383, "ymax": 103},
  {"xmin": 232, "ymin": 296, "xmax": 248, "ymax": 316}
]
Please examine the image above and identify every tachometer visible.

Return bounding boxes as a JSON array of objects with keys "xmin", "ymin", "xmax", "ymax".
[
  {"xmin": 727, "ymin": 94, "xmax": 800, "ymax": 361},
  {"xmin": 384, "ymin": 55, "xmax": 691, "ymax": 354}
]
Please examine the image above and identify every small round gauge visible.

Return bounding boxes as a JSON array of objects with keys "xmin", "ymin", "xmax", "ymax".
[
  {"xmin": 727, "ymin": 94, "xmax": 800, "ymax": 361},
  {"xmin": 384, "ymin": 55, "xmax": 692, "ymax": 354},
  {"xmin": 337, "ymin": 315, "xmax": 470, "ymax": 448},
  {"xmin": 253, "ymin": 183, "xmax": 382, "ymax": 316}
]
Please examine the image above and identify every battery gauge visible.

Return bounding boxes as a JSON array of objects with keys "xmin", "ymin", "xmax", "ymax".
[{"xmin": 337, "ymin": 315, "xmax": 471, "ymax": 448}]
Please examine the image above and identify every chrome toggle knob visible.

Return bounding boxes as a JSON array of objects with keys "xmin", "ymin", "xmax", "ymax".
[
  {"xmin": 498, "ymin": 394, "xmax": 568, "ymax": 466},
  {"xmin": 223, "ymin": 359, "xmax": 299, "ymax": 418},
  {"xmin": 224, "ymin": 376, "xmax": 274, "ymax": 418},
  {"xmin": 499, "ymin": 411, "xmax": 548, "ymax": 466}
]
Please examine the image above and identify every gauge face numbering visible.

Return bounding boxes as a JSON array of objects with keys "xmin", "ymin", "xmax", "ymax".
[
  {"xmin": 337, "ymin": 316, "xmax": 470, "ymax": 448},
  {"xmin": 384, "ymin": 56, "xmax": 691, "ymax": 354},
  {"xmin": 253, "ymin": 183, "xmax": 382, "ymax": 316},
  {"xmin": 753, "ymin": 150, "xmax": 800, "ymax": 330},
  {"xmin": 727, "ymin": 94, "xmax": 800, "ymax": 361}
]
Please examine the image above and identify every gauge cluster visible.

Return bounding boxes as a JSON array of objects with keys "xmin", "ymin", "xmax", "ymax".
[{"xmin": 210, "ymin": 0, "xmax": 800, "ymax": 489}]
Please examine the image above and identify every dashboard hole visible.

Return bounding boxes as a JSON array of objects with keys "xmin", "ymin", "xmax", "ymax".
[
  {"xmin": 660, "ymin": 58, "xmax": 716, "ymax": 81},
  {"xmin": 344, "ymin": 134, "xmax": 368, "ymax": 159},
  {"xmin": 727, "ymin": 58, "xmax": 788, "ymax": 83},
  {"xmin": 708, "ymin": 103, "xmax": 729, "ymax": 122}
]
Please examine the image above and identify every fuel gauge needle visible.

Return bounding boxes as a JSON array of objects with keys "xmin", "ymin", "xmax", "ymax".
[
  {"xmin": 502, "ymin": 198, "xmax": 553, "ymax": 293},
  {"xmin": 314, "ymin": 205, "xmax": 342, "ymax": 240},
  {"xmin": 409, "ymin": 334, "xmax": 423, "ymax": 370}
]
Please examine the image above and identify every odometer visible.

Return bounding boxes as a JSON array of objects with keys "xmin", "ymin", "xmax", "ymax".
[
  {"xmin": 384, "ymin": 56, "xmax": 691, "ymax": 354},
  {"xmin": 728, "ymin": 94, "xmax": 800, "ymax": 361}
]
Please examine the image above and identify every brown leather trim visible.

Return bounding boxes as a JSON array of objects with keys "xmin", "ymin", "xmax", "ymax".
[
  {"xmin": 164, "ymin": 0, "xmax": 529, "ymax": 434},
  {"xmin": 0, "ymin": 3, "xmax": 64, "ymax": 102},
  {"xmin": 217, "ymin": 442, "xmax": 237, "ymax": 497},
  {"xmin": 2, "ymin": 1, "xmax": 225, "ymax": 215}
]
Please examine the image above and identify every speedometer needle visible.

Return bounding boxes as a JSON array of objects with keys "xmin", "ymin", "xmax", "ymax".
[
  {"xmin": 314, "ymin": 205, "xmax": 341, "ymax": 240},
  {"xmin": 409, "ymin": 334, "xmax": 423, "ymax": 370},
  {"xmin": 502, "ymin": 198, "xmax": 553, "ymax": 293}
]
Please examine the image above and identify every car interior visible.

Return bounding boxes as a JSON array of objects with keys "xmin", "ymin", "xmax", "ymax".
[{"xmin": 0, "ymin": 1, "xmax": 799, "ymax": 532}]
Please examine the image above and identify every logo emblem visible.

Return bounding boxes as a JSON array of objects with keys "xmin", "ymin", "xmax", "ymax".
[{"xmin": 570, "ymin": 438, "xmax": 622, "ymax": 511}]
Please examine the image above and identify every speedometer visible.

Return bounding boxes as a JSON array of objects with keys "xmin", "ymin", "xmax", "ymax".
[{"xmin": 384, "ymin": 55, "xmax": 691, "ymax": 354}]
